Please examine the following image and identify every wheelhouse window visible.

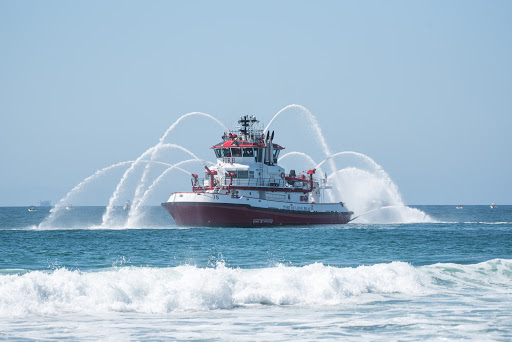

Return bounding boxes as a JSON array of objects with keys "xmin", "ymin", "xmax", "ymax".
[
  {"xmin": 232, "ymin": 148, "xmax": 242, "ymax": 157},
  {"xmin": 242, "ymin": 147, "xmax": 254, "ymax": 157},
  {"xmin": 222, "ymin": 148, "xmax": 231, "ymax": 157},
  {"xmin": 214, "ymin": 149, "xmax": 222, "ymax": 158}
]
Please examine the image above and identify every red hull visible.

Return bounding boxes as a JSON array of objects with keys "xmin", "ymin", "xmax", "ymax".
[{"xmin": 161, "ymin": 202, "xmax": 352, "ymax": 227}]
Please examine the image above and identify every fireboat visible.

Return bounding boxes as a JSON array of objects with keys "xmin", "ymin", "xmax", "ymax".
[{"xmin": 161, "ymin": 115, "xmax": 353, "ymax": 226}]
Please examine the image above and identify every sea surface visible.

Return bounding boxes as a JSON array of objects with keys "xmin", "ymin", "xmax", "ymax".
[{"xmin": 1, "ymin": 205, "xmax": 511, "ymax": 341}]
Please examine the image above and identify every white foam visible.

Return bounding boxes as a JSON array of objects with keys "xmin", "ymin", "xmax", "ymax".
[
  {"xmin": 0, "ymin": 262, "xmax": 429, "ymax": 317},
  {"xmin": 3, "ymin": 260, "xmax": 512, "ymax": 340},
  {"xmin": 330, "ymin": 168, "xmax": 434, "ymax": 223}
]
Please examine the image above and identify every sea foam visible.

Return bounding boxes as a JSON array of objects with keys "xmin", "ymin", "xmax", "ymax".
[
  {"xmin": 3, "ymin": 260, "xmax": 510, "ymax": 317},
  {"xmin": 0, "ymin": 262, "xmax": 428, "ymax": 317}
]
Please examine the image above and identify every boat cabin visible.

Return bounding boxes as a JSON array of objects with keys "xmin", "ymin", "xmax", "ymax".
[{"xmin": 191, "ymin": 115, "xmax": 328, "ymax": 203}]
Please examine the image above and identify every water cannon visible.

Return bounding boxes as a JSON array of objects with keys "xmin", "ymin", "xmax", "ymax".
[
  {"xmin": 204, "ymin": 165, "xmax": 217, "ymax": 175},
  {"xmin": 202, "ymin": 166, "xmax": 218, "ymax": 191},
  {"xmin": 307, "ymin": 169, "xmax": 316, "ymax": 175}
]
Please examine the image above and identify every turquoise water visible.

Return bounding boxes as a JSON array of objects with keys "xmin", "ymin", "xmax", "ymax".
[{"xmin": 1, "ymin": 205, "xmax": 511, "ymax": 340}]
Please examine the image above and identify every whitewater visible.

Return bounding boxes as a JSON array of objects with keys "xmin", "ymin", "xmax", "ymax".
[
  {"xmin": 2, "ymin": 260, "xmax": 511, "ymax": 340},
  {"xmin": 1, "ymin": 205, "xmax": 512, "ymax": 340}
]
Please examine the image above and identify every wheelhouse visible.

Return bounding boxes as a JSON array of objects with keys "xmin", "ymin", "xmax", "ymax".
[
  {"xmin": 212, "ymin": 146, "xmax": 281, "ymax": 164},
  {"xmin": 213, "ymin": 147, "xmax": 273, "ymax": 163}
]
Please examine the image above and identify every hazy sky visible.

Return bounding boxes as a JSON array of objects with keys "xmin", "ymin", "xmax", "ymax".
[{"xmin": 1, "ymin": 0, "xmax": 511, "ymax": 206}]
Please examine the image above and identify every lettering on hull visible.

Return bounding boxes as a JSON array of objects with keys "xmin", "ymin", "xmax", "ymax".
[{"xmin": 253, "ymin": 219, "xmax": 273, "ymax": 224}]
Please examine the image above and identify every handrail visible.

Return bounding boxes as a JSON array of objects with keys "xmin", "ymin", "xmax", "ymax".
[{"xmin": 193, "ymin": 177, "xmax": 315, "ymax": 189}]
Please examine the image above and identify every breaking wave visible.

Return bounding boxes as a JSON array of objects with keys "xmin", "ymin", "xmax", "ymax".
[{"xmin": 1, "ymin": 260, "xmax": 511, "ymax": 317}]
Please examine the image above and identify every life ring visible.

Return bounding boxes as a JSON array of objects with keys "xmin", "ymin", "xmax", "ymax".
[{"xmin": 280, "ymin": 172, "xmax": 285, "ymax": 179}]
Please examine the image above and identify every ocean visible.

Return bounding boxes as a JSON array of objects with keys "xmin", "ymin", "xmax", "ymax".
[{"xmin": 1, "ymin": 205, "xmax": 511, "ymax": 341}]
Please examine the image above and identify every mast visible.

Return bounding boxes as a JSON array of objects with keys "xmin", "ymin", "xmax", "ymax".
[{"xmin": 238, "ymin": 115, "xmax": 250, "ymax": 140}]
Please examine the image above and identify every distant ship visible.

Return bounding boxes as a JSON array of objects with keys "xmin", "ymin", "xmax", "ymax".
[
  {"xmin": 39, "ymin": 200, "xmax": 51, "ymax": 207},
  {"xmin": 490, "ymin": 203, "xmax": 497, "ymax": 209},
  {"xmin": 162, "ymin": 115, "xmax": 353, "ymax": 226},
  {"xmin": 456, "ymin": 205, "xmax": 463, "ymax": 209},
  {"xmin": 28, "ymin": 206, "xmax": 36, "ymax": 212}
]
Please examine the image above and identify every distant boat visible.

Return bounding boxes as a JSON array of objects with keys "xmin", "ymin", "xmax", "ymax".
[
  {"xmin": 491, "ymin": 203, "xmax": 497, "ymax": 209},
  {"xmin": 39, "ymin": 200, "xmax": 51, "ymax": 207},
  {"xmin": 124, "ymin": 200, "xmax": 131, "ymax": 211},
  {"xmin": 28, "ymin": 206, "xmax": 36, "ymax": 212},
  {"xmin": 456, "ymin": 205, "xmax": 463, "ymax": 209}
]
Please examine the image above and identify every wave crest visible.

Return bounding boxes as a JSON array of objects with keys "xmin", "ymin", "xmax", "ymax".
[{"xmin": 0, "ymin": 262, "xmax": 427, "ymax": 316}]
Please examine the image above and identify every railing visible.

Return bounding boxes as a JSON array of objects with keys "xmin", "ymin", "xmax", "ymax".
[
  {"xmin": 193, "ymin": 177, "xmax": 312, "ymax": 190},
  {"xmin": 222, "ymin": 177, "xmax": 284, "ymax": 188}
]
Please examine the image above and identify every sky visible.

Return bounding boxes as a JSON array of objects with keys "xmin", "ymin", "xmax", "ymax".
[{"xmin": 0, "ymin": 0, "xmax": 511, "ymax": 206}]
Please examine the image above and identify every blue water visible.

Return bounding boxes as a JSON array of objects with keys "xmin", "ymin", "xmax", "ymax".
[{"xmin": 1, "ymin": 205, "xmax": 511, "ymax": 340}]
